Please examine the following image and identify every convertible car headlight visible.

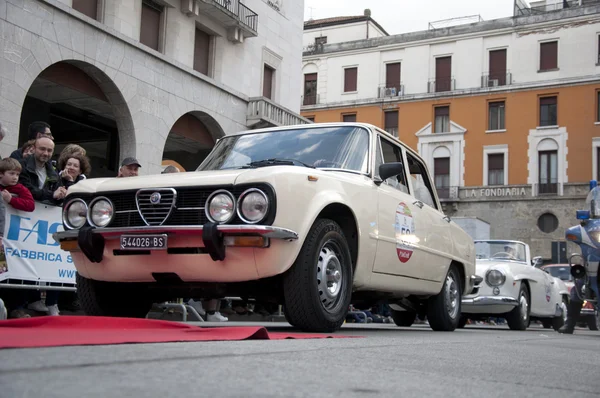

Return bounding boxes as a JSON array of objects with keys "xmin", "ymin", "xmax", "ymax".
[
  {"xmin": 63, "ymin": 199, "xmax": 88, "ymax": 229},
  {"xmin": 237, "ymin": 188, "xmax": 269, "ymax": 224},
  {"xmin": 206, "ymin": 190, "xmax": 235, "ymax": 223},
  {"xmin": 88, "ymin": 197, "xmax": 114, "ymax": 228},
  {"xmin": 485, "ymin": 269, "xmax": 506, "ymax": 287}
]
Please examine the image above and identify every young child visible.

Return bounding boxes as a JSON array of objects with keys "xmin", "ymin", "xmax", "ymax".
[{"xmin": 0, "ymin": 158, "xmax": 35, "ymax": 212}]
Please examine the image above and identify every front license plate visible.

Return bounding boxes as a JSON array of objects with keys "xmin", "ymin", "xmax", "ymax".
[{"xmin": 120, "ymin": 234, "xmax": 168, "ymax": 250}]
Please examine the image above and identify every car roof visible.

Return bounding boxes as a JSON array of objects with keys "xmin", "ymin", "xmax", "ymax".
[{"xmin": 474, "ymin": 240, "xmax": 527, "ymax": 245}]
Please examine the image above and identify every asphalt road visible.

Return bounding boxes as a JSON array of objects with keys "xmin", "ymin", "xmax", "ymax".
[{"xmin": 1, "ymin": 322, "xmax": 599, "ymax": 398}]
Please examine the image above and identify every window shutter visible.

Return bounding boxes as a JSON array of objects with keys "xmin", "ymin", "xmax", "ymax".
[
  {"xmin": 488, "ymin": 154, "xmax": 504, "ymax": 170},
  {"xmin": 193, "ymin": 29, "xmax": 210, "ymax": 75},
  {"xmin": 140, "ymin": 2, "xmax": 161, "ymax": 51},
  {"xmin": 344, "ymin": 68, "xmax": 357, "ymax": 92},
  {"xmin": 384, "ymin": 111, "xmax": 398, "ymax": 129},
  {"xmin": 385, "ymin": 63, "xmax": 401, "ymax": 89},
  {"xmin": 540, "ymin": 41, "xmax": 558, "ymax": 70},
  {"xmin": 434, "ymin": 157, "xmax": 450, "ymax": 175},
  {"xmin": 73, "ymin": 0, "xmax": 98, "ymax": 20},
  {"xmin": 263, "ymin": 65, "xmax": 274, "ymax": 99}
]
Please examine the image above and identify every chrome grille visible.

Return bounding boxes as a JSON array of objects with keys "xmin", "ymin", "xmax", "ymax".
[{"xmin": 135, "ymin": 188, "xmax": 177, "ymax": 226}]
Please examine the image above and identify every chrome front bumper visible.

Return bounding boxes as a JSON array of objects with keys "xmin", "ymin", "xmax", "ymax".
[
  {"xmin": 461, "ymin": 296, "xmax": 519, "ymax": 306},
  {"xmin": 53, "ymin": 224, "xmax": 299, "ymax": 264},
  {"xmin": 53, "ymin": 224, "xmax": 299, "ymax": 242}
]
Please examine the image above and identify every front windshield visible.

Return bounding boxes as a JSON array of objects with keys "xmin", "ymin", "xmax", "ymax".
[
  {"xmin": 545, "ymin": 266, "xmax": 573, "ymax": 281},
  {"xmin": 197, "ymin": 126, "xmax": 370, "ymax": 173},
  {"xmin": 586, "ymin": 186, "xmax": 600, "ymax": 217},
  {"xmin": 475, "ymin": 241, "xmax": 527, "ymax": 263}
]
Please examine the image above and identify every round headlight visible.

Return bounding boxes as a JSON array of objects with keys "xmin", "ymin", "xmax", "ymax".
[
  {"xmin": 206, "ymin": 190, "xmax": 235, "ymax": 223},
  {"xmin": 88, "ymin": 197, "xmax": 114, "ymax": 228},
  {"xmin": 64, "ymin": 199, "xmax": 88, "ymax": 229},
  {"xmin": 485, "ymin": 269, "xmax": 506, "ymax": 287},
  {"xmin": 237, "ymin": 188, "xmax": 269, "ymax": 224}
]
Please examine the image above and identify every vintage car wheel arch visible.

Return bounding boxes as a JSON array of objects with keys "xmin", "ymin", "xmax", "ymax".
[{"xmin": 299, "ymin": 200, "xmax": 360, "ymax": 272}]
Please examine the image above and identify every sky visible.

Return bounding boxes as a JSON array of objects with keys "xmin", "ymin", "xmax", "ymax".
[{"xmin": 303, "ymin": 0, "xmax": 517, "ymax": 35}]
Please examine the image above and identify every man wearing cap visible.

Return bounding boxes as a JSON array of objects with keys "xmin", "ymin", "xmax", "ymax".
[{"xmin": 118, "ymin": 157, "xmax": 141, "ymax": 177}]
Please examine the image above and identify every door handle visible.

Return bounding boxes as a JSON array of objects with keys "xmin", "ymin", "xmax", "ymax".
[
  {"xmin": 443, "ymin": 215, "xmax": 451, "ymax": 223},
  {"xmin": 413, "ymin": 200, "xmax": 424, "ymax": 209}
]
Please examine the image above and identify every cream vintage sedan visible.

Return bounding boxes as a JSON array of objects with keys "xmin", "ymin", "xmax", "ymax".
[
  {"xmin": 54, "ymin": 122, "xmax": 477, "ymax": 332},
  {"xmin": 460, "ymin": 240, "xmax": 570, "ymax": 330}
]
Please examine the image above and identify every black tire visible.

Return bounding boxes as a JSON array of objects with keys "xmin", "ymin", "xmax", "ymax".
[
  {"xmin": 506, "ymin": 283, "xmax": 530, "ymax": 330},
  {"xmin": 76, "ymin": 273, "xmax": 152, "ymax": 318},
  {"xmin": 551, "ymin": 298, "xmax": 568, "ymax": 331},
  {"xmin": 282, "ymin": 218, "xmax": 353, "ymax": 333},
  {"xmin": 426, "ymin": 264, "xmax": 462, "ymax": 331},
  {"xmin": 589, "ymin": 311, "xmax": 599, "ymax": 331},
  {"xmin": 457, "ymin": 316, "xmax": 468, "ymax": 329},
  {"xmin": 390, "ymin": 310, "xmax": 416, "ymax": 327}
]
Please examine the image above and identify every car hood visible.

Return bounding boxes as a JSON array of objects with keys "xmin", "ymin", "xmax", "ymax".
[
  {"xmin": 474, "ymin": 260, "xmax": 516, "ymax": 276},
  {"xmin": 64, "ymin": 166, "xmax": 337, "ymax": 196},
  {"xmin": 66, "ymin": 169, "xmax": 252, "ymax": 195}
]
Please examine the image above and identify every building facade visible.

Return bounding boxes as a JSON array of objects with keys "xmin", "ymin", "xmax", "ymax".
[
  {"xmin": 301, "ymin": 1, "xmax": 600, "ymax": 262},
  {"xmin": 0, "ymin": 0, "xmax": 308, "ymax": 176}
]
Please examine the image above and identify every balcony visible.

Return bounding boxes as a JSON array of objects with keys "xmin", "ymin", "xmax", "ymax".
[
  {"xmin": 183, "ymin": 0, "xmax": 258, "ymax": 39},
  {"xmin": 302, "ymin": 94, "xmax": 320, "ymax": 106},
  {"xmin": 436, "ymin": 186, "xmax": 459, "ymax": 201},
  {"xmin": 537, "ymin": 179, "xmax": 559, "ymax": 195},
  {"xmin": 247, "ymin": 97, "xmax": 313, "ymax": 129},
  {"xmin": 428, "ymin": 78, "xmax": 456, "ymax": 93},
  {"xmin": 481, "ymin": 72, "xmax": 513, "ymax": 88},
  {"xmin": 378, "ymin": 84, "xmax": 405, "ymax": 98}
]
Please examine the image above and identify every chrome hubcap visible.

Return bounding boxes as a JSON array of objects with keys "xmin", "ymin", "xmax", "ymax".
[
  {"xmin": 561, "ymin": 302, "xmax": 568, "ymax": 323},
  {"xmin": 519, "ymin": 293, "xmax": 529, "ymax": 321},
  {"xmin": 445, "ymin": 274, "xmax": 459, "ymax": 319},
  {"xmin": 317, "ymin": 241, "xmax": 343, "ymax": 312}
]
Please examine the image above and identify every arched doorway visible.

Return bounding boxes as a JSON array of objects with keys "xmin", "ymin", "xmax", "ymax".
[
  {"xmin": 162, "ymin": 112, "xmax": 223, "ymax": 172},
  {"xmin": 19, "ymin": 61, "xmax": 134, "ymax": 178}
]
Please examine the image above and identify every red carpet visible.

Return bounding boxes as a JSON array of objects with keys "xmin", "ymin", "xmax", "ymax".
[{"xmin": 0, "ymin": 316, "xmax": 357, "ymax": 349}]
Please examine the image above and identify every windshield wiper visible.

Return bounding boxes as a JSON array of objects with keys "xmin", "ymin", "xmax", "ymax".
[{"xmin": 241, "ymin": 158, "xmax": 315, "ymax": 169}]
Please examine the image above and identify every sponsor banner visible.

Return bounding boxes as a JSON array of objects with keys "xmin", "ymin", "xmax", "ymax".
[
  {"xmin": 395, "ymin": 202, "xmax": 415, "ymax": 263},
  {"xmin": 0, "ymin": 203, "xmax": 76, "ymax": 284}
]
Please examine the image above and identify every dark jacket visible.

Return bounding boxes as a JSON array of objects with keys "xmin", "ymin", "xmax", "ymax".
[
  {"xmin": 0, "ymin": 183, "xmax": 35, "ymax": 212},
  {"xmin": 9, "ymin": 149, "xmax": 23, "ymax": 162},
  {"xmin": 18, "ymin": 156, "xmax": 62, "ymax": 205},
  {"xmin": 58, "ymin": 173, "xmax": 86, "ymax": 189}
]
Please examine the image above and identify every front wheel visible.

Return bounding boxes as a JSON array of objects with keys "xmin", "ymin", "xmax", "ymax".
[
  {"xmin": 390, "ymin": 310, "xmax": 416, "ymax": 327},
  {"xmin": 282, "ymin": 219, "xmax": 353, "ymax": 333},
  {"xmin": 506, "ymin": 283, "xmax": 530, "ymax": 330},
  {"xmin": 551, "ymin": 298, "xmax": 568, "ymax": 331},
  {"xmin": 426, "ymin": 264, "xmax": 462, "ymax": 331},
  {"xmin": 76, "ymin": 273, "xmax": 153, "ymax": 318}
]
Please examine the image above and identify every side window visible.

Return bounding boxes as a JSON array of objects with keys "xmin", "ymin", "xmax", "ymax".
[
  {"xmin": 378, "ymin": 137, "xmax": 409, "ymax": 194},
  {"xmin": 405, "ymin": 152, "xmax": 437, "ymax": 209}
]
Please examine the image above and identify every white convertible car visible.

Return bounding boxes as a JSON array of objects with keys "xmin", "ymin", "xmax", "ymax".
[
  {"xmin": 461, "ymin": 240, "xmax": 570, "ymax": 330},
  {"xmin": 54, "ymin": 122, "xmax": 477, "ymax": 332}
]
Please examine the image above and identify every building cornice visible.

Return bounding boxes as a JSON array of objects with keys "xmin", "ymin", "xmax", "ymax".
[
  {"xmin": 300, "ymin": 75, "xmax": 600, "ymax": 112},
  {"xmin": 302, "ymin": 6, "xmax": 600, "ymax": 59}
]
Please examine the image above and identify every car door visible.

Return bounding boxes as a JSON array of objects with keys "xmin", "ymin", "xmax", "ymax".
[
  {"xmin": 372, "ymin": 135, "xmax": 432, "ymax": 278},
  {"xmin": 403, "ymin": 151, "xmax": 455, "ymax": 282},
  {"xmin": 533, "ymin": 266, "xmax": 559, "ymax": 316}
]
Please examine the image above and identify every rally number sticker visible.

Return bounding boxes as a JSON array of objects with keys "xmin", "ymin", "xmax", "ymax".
[{"xmin": 395, "ymin": 202, "xmax": 416, "ymax": 263}]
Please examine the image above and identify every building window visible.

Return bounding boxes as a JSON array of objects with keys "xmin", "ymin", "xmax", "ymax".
[
  {"xmin": 385, "ymin": 62, "xmax": 401, "ymax": 90},
  {"xmin": 140, "ymin": 0, "xmax": 164, "ymax": 52},
  {"xmin": 303, "ymin": 73, "xmax": 317, "ymax": 106},
  {"xmin": 539, "ymin": 150, "xmax": 558, "ymax": 194},
  {"xmin": 488, "ymin": 153, "xmax": 505, "ymax": 186},
  {"xmin": 193, "ymin": 28, "xmax": 211, "ymax": 76},
  {"xmin": 435, "ymin": 56, "xmax": 452, "ymax": 92},
  {"xmin": 597, "ymin": 147, "xmax": 600, "ymax": 181},
  {"xmin": 72, "ymin": 0, "xmax": 99, "ymax": 20},
  {"xmin": 344, "ymin": 67, "xmax": 357, "ymax": 92},
  {"xmin": 263, "ymin": 64, "xmax": 275, "ymax": 99},
  {"xmin": 597, "ymin": 35, "xmax": 600, "ymax": 64},
  {"xmin": 434, "ymin": 106, "xmax": 449, "ymax": 133},
  {"xmin": 540, "ymin": 41, "xmax": 558, "ymax": 71},
  {"xmin": 384, "ymin": 111, "xmax": 398, "ymax": 137},
  {"xmin": 488, "ymin": 49, "xmax": 507, "ymax": 86},
  {"xmin": 434, "ymin": 157, "xmax": 450, "ymax": 199},
  {"xmin": 597, "ymin": 91, "xmax": 600, "ymax": 122},
  {"xmin": 315, "ymin": 36, "xmax": 327, "ymax": 48},
  {"xmin": 305, "ymin": 116, "xmax": 315, "ymax": 122},
  {"xmin": 539, "ymin": 96, "xmax": 557, "ymax": 126},
  {"xmin": 538, "ymin": 213, "xmax": 559, "ymax": 234},
  {"xmin": 343, "ymin": 114, "xmax": 356, "ymax": 122},
  {"xmin": 488, "ymin": 101, "xmax": 505, "ymax": 131}
]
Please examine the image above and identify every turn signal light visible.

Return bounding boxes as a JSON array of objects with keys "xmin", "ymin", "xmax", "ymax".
[
  {"xmin": 60, "ymin": 240, "xmax": 80, "ymax": 252},
  {"xmin": 566, "ymin": 234, "xmax": 578, "ymax": 241},
  {"xmin": 223, "ymin": 236, "xmax": 268, "ymax": 248}
]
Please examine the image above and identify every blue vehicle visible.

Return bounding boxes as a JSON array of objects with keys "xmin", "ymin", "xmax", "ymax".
[{"xmin": 562, "ymin": 180, "xmax": 600, "ymax": 333}]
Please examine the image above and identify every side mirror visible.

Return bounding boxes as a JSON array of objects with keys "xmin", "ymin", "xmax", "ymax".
[
  {"xmin": 378, "ymin": 162, "xmax": 405, "ymax": 184},
  {"xmin": 531, "ymin": 256, "xmax": 543, "ymax": 267}
]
